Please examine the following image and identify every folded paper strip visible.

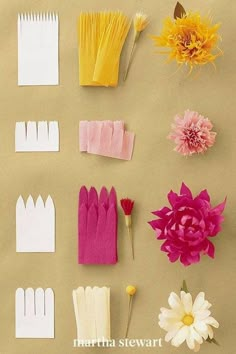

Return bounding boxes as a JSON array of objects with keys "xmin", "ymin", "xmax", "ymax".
[
  {"xmin": 15, "ymin": 288, "xmax": 54, "ymax": 338},
  {"xmin": 78, "ymin": 12, "xmax": 130, "ymax": 87},
  {"xmin": 18, "ymin": 13, "xmax": 59, "ymax": 86},
  {"xmin": 72, "ymin": 286, "xmax": 110, "ymax": 342},
  {"xmin": 78, "ymin": 186, "xmax": 117, "ymax": 264},
  {"xmin": 80, "ymin": 121, "xmax": 135, "ymax": 160},
  {"xmin": 15, "ymin": 121, "xmax": 59, "ymax": 152},
  {"xmin": 16, "ymin": 195, "xmax": 55, "ymax": 252}
]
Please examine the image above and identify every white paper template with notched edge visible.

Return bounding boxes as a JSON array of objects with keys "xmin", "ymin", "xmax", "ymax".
[
  {"xmin": 72, "ymin": 287, "xmax": 111, "ymax": 342},
  {"xmin": 18, "ymin": 13, "xmax": 59, "ymax": 86},
  {"xmin": 16, "ymin": 195, "xmax": 55, "ymax": 253},
  {"xmin": 15, "ymin": 121, "xmax": 59, "ymax": 152},
  {"xmin": 15, "ymin": 288, "xmax": 54, "ymax": 338}
]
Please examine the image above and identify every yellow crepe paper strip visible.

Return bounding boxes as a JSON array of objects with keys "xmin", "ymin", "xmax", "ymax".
[{"xmin": 78, "ymin": 11, "xmax": 130, "ymax": 87}]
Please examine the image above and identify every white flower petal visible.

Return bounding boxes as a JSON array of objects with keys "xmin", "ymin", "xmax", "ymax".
[
  {"xmin": 159, "ymin": 318, "xmax": 183, "ymax": 332},
  {"xmin": 190, "ymin": 326, "xmax": 203, "ymax": 344},
  {"xmin": 194, "ymin": 321, "xmax": 208, "ymax": 340},
  {"xmin": 168, "ymin": 292, "xmax": 182, "ymax": 309},
  {"xmin": 204, "ymin": 316, "xmax": 219, "ymax": 328},
  {"xmin": 159, "ymin": 308, "xmax": 182, "ymax": 319},
  {"xmin": 165, "ymin": 329, "xmax": 179, "ymax": 342},
  {"xmin": 207, "ymin": 325, "xmax": 214, "ymax": 339},
  {"xmin": 194, "ymin": 310, "xmax": 211, "ymax": 321},
  {"xmin": 192, "ymin": 292, "xmax": 205, "ymax": 313},
  {"xmin": 181, "ymin": 292, "xmax": 193, "ymax": 314},
  {"xmin": 171, "ymin": 326, "xmax": 189, "ymax": 347},
  {"xmin": 186, "ymin": 329, "xmax": 195, "ymax": 350}
]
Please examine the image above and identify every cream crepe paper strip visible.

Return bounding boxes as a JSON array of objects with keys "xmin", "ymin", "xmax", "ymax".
[
  {"xmin": 15, "ymin": 121, "xmax": 59, "ymax": 152},
  {"xmin": 18, "ymin": 13, "xmax": 59, "ymax": 86},
  {"xmin": 16, "ymin": 195, "xmax": 55, "ymax": 252},
  {"xmin": 72, "ymin": 287, "xmax": 110, "ymax": 343},
  {"xmin": 15, "ymin": 288, "xmax": 54, "ymax": 338}
]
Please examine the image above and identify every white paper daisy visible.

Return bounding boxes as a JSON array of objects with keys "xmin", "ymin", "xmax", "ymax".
[{"xmin": 159, "ymin": 291, "xmax": 219, "ymax": 352}]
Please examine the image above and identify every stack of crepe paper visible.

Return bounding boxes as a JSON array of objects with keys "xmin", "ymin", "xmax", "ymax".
[
  {"xmin": 80, "ymin": 121, "xmax": 135, "ymax": 160},
  {"xmin": 78, "ymin": 186, "xmax": 117, "ymax": 264},
  {"xmin": 72, "ymin": 287, "xmax": 110, "ymax": 343},
  {"xmin": 78, "ymin": 11, "xmax": 130, "ymax": 87}
]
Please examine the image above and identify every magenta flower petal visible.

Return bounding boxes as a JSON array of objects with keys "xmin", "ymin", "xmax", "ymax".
[
  {"xmin": 149, "ymin": 183, "xmax": 226, "ymax": 266},
  {"xmin": 180, "ymin": 182, "xmax": 193, "ymax": 198},
  {"xmin": 198, "ymin": 189, "xmax": 211, "ymax": 202}
]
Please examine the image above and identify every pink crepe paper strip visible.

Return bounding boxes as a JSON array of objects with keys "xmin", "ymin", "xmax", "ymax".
[
  {"xmin": 79, "ymin": 121, "xmax": 135, "ymax": 160},
  {"xmin": 78, "ymin": 186, "xmax": 118, "ymax": 264}
]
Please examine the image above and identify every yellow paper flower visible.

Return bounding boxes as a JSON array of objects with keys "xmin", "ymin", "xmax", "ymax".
[
  {"xmin": 134, "ymin": 12, "xmax": 149, "ymax": 34},
  {"xmin": 151, "ymin": 12, "xmax": 222, "ymax": 71}
]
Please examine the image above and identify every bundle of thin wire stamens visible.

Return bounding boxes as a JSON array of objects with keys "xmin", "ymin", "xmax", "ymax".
[{"xmin": 78, "ymin": 11, "xmax": 130, "ymax": 87}]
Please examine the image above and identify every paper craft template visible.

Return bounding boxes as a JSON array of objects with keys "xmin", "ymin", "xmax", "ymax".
[
  {"xmin": 79, "ymin": 121, "xmax": 135, "ymax": 160},
  {"xmin": 73, "ymin": 287, "xmax": 110, "ymax": 342},
  {"xmin": 16, "ymin": 195, "xmax": 55, "ymax": 252},
  {"xmin": 79, "ymin": 186, "xmax": 118, "ymax": 264},
  {"xmin": 15, "ymin": 288, "xmax": 54, "ymax": 338},
  {"xmin": 78, "ymin": 12, "xmax": 130, "ymax": 87},
  {"xmin": 18, "ymin": 13, "xmax": 59, "ymax": 86},
  {"xmin": 15, "ymin": 121, "xmax": 59, "ymax": 152}
]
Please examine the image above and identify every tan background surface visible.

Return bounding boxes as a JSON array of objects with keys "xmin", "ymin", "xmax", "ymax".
[{"xmin": 0, "ymin": 0, "xmax": 235, "ymax": 353}]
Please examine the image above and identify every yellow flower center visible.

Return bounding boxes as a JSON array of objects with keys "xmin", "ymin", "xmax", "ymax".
[{"xmin": 182, "ymin": 314, "xmax": 194, "ymax": 326}]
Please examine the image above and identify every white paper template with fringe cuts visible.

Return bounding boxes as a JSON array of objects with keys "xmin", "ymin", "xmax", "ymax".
[
  {"xmin": 16, "ymin": 195, "xmax": 55, "ymax": 252},
  {"xmin": 72, "ymin": 287, "xmax": 111, "ymax": 343},
  {"xmin": 18, "ymin": 13, "xmax": 59, "ymax": 86},
  {"xmin": 15, "ymin": 288, "xmax": 54, "ymax": 338},
  {"xmin": 15, "ymin": 121, "xmax": 59, "ymax": 152}
]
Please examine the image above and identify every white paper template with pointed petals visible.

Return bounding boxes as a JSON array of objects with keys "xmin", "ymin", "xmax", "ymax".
[
  {"xmin": 18, "ymin": 13, "xmax": 59, "ymax": 86},
  {"xmin": 15, "ymin": 121, "xmax": 59, "ymax": 152},
  {"xmin": 16, "ymin": 195, "xmax": 55, "ymax": 252},
  {"xmin": 72, "ymin": 287, "xmax": 111, "ymax": 342},
  {"xmin": 15, "ymin": 288, "xmax": 54, "ymax": 338}
]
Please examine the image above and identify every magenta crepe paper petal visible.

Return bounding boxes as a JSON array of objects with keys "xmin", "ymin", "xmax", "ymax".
[
  {"xmin": 79, "ymin": 120, "xmax": 135, "ymax": 160},
  {"xmin": 99, "ymin": 187, "xmax": 109, "ymax": 207},
  {"xmin": 78, "ymin": 186, "xmax": 118, "ymax": 264},
  {"xmin": 198, "ymin": 189, "xmax": 210, "ymax": 202},
  {"xmin": 180, "ymin": 182, "xmax": 193, "ymax": 198},
  {"xmin": 78, "ymin": 203, "xmax": 87, "ymax": 263},
  {"xmin": 88, "ymin": 187, "xmax": 98, "ymax": 207},
  {"xmin": 109, "ymin": 187, "xmax": 117, "ymax": 206},
  {"xmin": 149, "ymin": 182, "xmax": 226, "ymax": 267},
  {"xmin": 104, "ymin": 204, "xmax": 117, "ymax": 263}
]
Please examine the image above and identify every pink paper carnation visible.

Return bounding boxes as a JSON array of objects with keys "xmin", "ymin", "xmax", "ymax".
[
  {"xmin": 149, "ymin": 183, "xmax": 226, "ymax": 266},
  {"xmin": 168, "ymin": 110, "xmax": 216, "ymax": 156}
]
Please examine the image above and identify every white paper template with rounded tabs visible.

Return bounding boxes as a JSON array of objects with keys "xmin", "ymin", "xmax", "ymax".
[{"xmin": 15, "ymin": 288, "xmax": 54, "ymax": 338}]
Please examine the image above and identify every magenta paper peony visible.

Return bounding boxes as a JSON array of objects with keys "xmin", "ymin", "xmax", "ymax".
[
  {"xmin": 168, "ymin": 110, "xmax": 216, "ymax": 156},
  {"xmin": 149, "ymin": 183, "xmax": 226, "ymax": 266}
]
